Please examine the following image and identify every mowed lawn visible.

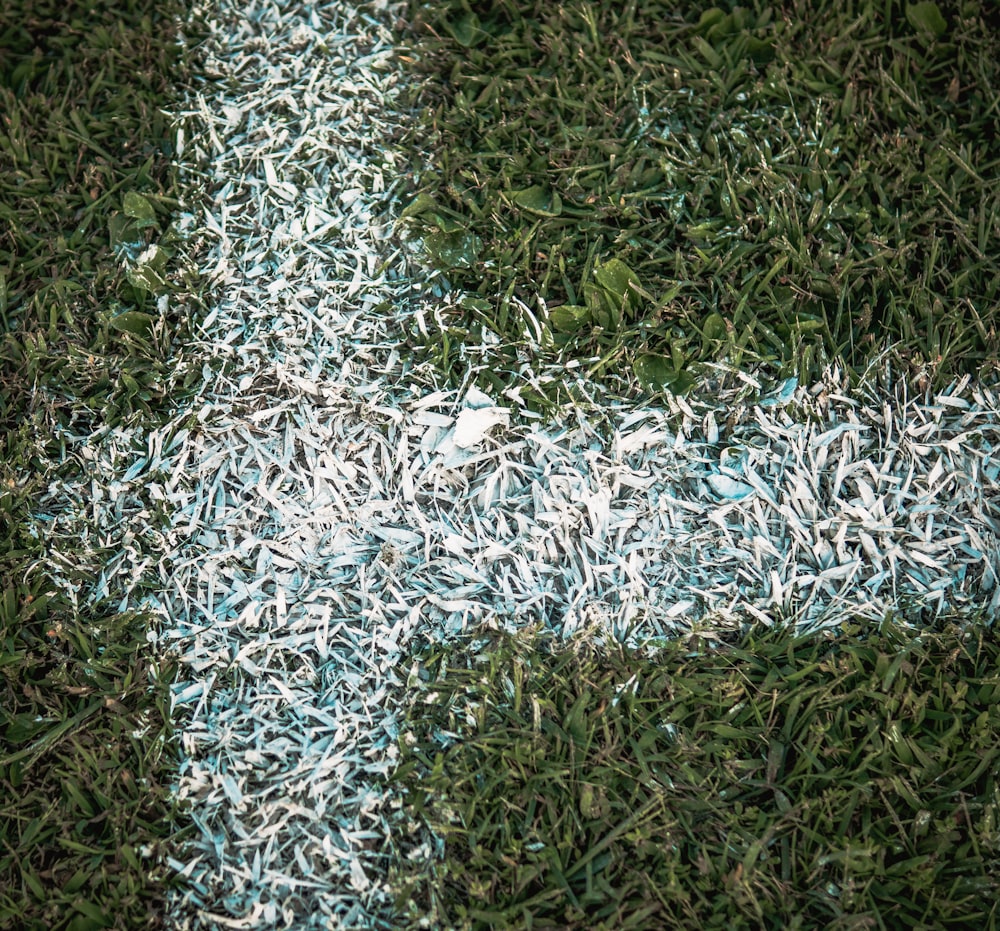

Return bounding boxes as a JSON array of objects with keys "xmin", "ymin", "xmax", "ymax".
[
  {"xmin": 1, "ymin": 1, "xmax": 195, "ymax": 927},
  {"xmin": 1, "ymin": 1, "xmax": 999, "ymax": 930},
  {"xmin": 387, "ymin": 2, "xmax": 1000, "ymax": 928}
]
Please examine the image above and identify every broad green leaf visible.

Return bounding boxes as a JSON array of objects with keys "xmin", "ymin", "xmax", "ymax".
[
  {"xmin": 594, "ymin": 258, "xmax": 639, "ymax": 302},
  {"xmin": 122, "ymin": 191, "xmax": 157, "ymax": 227},
  {"xmin": 699, "ymin": 8, "xmax": 752, "ymax": 42},
  {"xmin": 399, "ymin": 193, "xmax": 438, "ymax": 220},
  {"xmin": 120, "ymin": 371, "xmax": 142, "ymax": 395},
  {"xmin": 126, "ymin": 264, "xmax": 168, "ymax": 294},
  {"xmin": 5, "ymin": 713, "xmax": 46, "ymax": 743},
  {"xmin": 428, "ymin": 214, "xmax": 466, "ymax": 234},
  {"xmin": 906, "ymin": 2, "xmax": 946, "ymax": 38},
  {"xmin": 66, "ymin": 918, "xmax": 105, "ymax": 931},
  {"xmin": 775, "ymin": 314, "xmax": 825, "ymax": 337},
  {"xmin": 447, "ymin": 11, "xmax": 482, "ymax": 48},
  {"xmin": 548, "ymin": 304, "xmax": 591, "ymax": 333},
  {"xmin": 702, "ymin": 312, "xmax": 728, "ymax": 342},
  {"xmin": 67, "ymin": 899, "xmax": 108, "ymax": 931},
  {"xmin": 108, "ymin": 214, "xmax": 142, "ymax": 253},
  {"xmin": 423, "ymin": 229, "xmax": 483, "ymax": 269},
  {"xmin": 669, "ymin": 369, "xmax": 696, "ymax": 394},
  {"xmin": 583, "ymin": 282, "xmax": 621, "ymax": 330},
  {"xmin": 110, "ymin": 310, "xmax": 154, "ymax": 338},
  {"xmin": 695, "ymin": 8, "xmax": 727, "ymax": 34},
  {"xmin": 686, "ymin": 220, "xmax": 722, "ymax": 239},
  {"xmin": 64, "ymin": 867, "xmax": 90, "ymax": 895},
  {"xmin": 23, "ymin": 867, "xmax": 45, "ymax": 900},
  {"xmin": 633, "ymin": 353, "xmax": 676, "ymax": 388},
  {"xmin": 459, "ymin": 294, "xmax": 492, "ymax": 313},
  {"xmin": 511, "ymin": 185, "xmax": 563, "ymax": 218}
]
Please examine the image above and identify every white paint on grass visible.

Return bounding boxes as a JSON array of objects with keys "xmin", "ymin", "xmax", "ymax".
[{"xmin": 30, "ymin": 0, "xmax": 1000, "ymax": 928}]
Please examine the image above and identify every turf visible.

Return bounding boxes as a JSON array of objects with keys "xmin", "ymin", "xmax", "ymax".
[
  {"xmin": 389, "ymin": 620, "xmax": 1000, "ymax": 930},
  {"xmin": 395, "ymin": 0, "xmax": 1000, "ymax": 402},
  {"xmin": 4, "ymin": 0, "xmax": 1000, "ymax": 927},
  {"xmin": 0, "ymin": 0, "xmax": 196, "ymax": 927},
  {"xmin": 386, "ymin": 3, "xmax": 1000, "ymax": 925}
]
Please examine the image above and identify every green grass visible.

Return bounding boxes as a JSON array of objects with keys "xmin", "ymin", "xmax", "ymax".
[
  {"xmin": 396, "ymin": 0, "xmax": 1000, "ymax": 403},
  {"xmin": 0, "ymin": 0, "xmax": 197, "ymax": 927},
  {"xmin": 389, "ymin": 620, "xmax": 1000, "ymax": 930},
  {"xmin": 387, "ymin": 4, "xmax": 1000, "ymax": 924},
  {"xmin": 4, "ymin": 2, "xmax": 999, "ymax": 929}
]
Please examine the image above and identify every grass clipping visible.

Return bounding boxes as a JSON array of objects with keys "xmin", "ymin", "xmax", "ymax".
[{"xmin": 390, "ymin": 622, "xmax": 1000, "ymax": 929}]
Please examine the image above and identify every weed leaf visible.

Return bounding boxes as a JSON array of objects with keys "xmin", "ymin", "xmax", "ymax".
[
  {"xmin": 512, "ymin": 185, "xmax": 563, "ymax": 218},
  {"xmin": 906, "ymin": 2, "xmax": 947, "ymax": 38}
]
